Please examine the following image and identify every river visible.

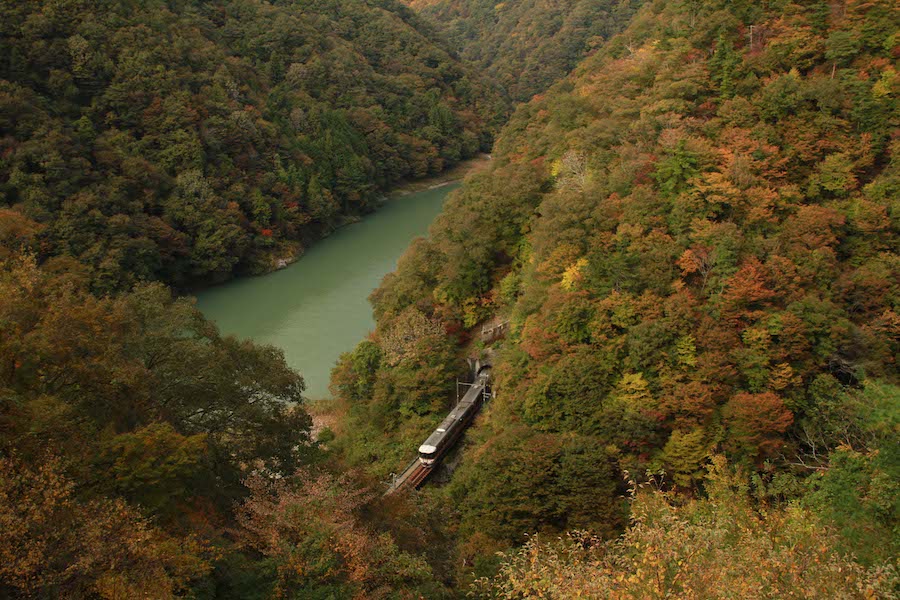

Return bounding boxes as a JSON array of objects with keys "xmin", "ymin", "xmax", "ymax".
[{"xmin": 195, "ymin": 183, "xmax": 458, "ymax": 399}]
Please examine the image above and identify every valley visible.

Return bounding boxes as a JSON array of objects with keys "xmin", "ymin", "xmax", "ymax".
[{"xmin": 0, "ymin": 0, "xmax": 897, "ymax": 598}]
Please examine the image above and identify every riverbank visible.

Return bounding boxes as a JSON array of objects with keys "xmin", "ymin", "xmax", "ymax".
[
  {"xmin": 182, "ymin": 155, "xmax": 493, "ymax": 293},
  {"xmin": 387, "ymin": 153, "xmax": 492, "ymax": 197},
  {"xmin": 257, "ymin": 154, "xmax": 492, "ymax": 276},
  {"xmin": 195, "ymin": 182, "xmax": 462, "ymax": 398}
]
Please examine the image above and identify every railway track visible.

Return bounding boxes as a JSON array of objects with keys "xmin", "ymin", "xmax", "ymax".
[
  {"xmin": 384, "ymin": 361, "xmax": 491, "ymax": 496},
  {"xmin": 385, "ymin": 367, "xmax": 492, "ymax": 496},
  {"xmin": 385, "ymin": 457, "xmax": 432, "ymax": 495}
]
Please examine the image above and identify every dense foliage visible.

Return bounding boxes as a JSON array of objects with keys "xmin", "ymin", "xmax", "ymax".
[
  {"xmin": 477, "ymin": 457, "xmax": 898, "ymax": 598},
  {"xmin": 235, "ymin": 469, "xmax": 447, "ymax": 598},
  {"xmin": 2, "ymin": 0, "xmax": 899, "ymax": 596},
  {"xmin": 333, "ymin": 0, "xmax": 900, "ymax": 589},
  {"xmin": 0, "ymin": 0, "xmax": 497, "ymax": 292},
  {"xmin": 405, "ymin": 0, "xmax": 642, "ymax": 102},
  {"xmin": 0, "ymin": 250, "xmax": 455, "ymax": 597},
  {"xmin": 0, "ymin": 253, "xmax": 309, "ymax": 596},
  {"xmin": 0, "ymin": 0, "xmax": 498, "ymax": 596},
  {"xmin": 329, "ymin": 306, "xmax": 465, "ymax": 477}
]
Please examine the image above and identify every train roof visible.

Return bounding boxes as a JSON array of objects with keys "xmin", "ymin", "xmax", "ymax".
[
  {"xmin": 418, "ymin": 375, "xmax": 490, "ymax": 456},
  {"xmin": 459, "ymin": 378, "xmax": 488, "ymax": 404}
]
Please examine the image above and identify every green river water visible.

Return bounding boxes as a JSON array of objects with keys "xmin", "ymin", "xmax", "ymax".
[{"xmin": 195, "ymin": 183, "xmax": 458, "ymax": 399}]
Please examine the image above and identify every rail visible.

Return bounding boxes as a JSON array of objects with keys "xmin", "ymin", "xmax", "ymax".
[
  {"xmin": 385, "ymin": 457, "xmax": 431, "ymax": 495},
  {"xmin": 384, "ymin": 368, "xmax": 492, "ymax": 496}
]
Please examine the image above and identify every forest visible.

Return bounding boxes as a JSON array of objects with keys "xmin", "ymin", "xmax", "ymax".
[
  {"xmin": 0, "ymin": 0, "xmax": 498, "ymax": 293},
  {"xmin": 333, "ymin": 0, "xmax": 899, "ymax": 594},
  {"xmin": 403, "ymin": 0, "xmax": 643, "ymax": 102},
  {"xmin": 1, "ymin": 0, "xmax": 899, "ymax": 598}
]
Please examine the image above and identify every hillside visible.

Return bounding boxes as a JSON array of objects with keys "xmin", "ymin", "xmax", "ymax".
[
  {"xmin": 0, "ymin": 1, "xmax": 501, "ymax": 597},
  {"xmin": 1, "ymin": 0, "xmax": 899, "ymax": 596},
  {"xmin": 0, "ymin": 0, "xmax": 499, "ymax": 292},
  {"xmin": 332, "ymin": 0, "xmax": 900, "ymax": 588},
  {"xmin": 404, "ymin": 0, "xmax": 642, "ymax": 101}
]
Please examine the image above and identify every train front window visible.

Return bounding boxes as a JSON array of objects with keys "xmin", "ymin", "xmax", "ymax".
[{"xmin": 418, "ymin": 443, "xmax": 437, "ymax": 457}]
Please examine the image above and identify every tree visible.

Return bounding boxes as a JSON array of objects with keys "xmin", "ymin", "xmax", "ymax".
[
  {"xmin": 477, "ymin": 457, "xmax": 898, "ymax": 599},
  {"xmin": 95, "ymin": 423, "xmax": 208, "ymax": 516},
  {"xmin": 0, "ymin": 456, "xmax": 210, "ymax": 599},
  {"xmin": 235, "ymin": 469, "xmax": 438, "ymax": 598},
  {"xmin": 709, "ymin": 34, "xmax": 741, "ymax": 98},
  {"xmin": 451, "ymin": 429, "xmax": 625, "ymax": 546},
  {"xmin": 523, "ymin": 348, "xmax": 618, "ymax": 434},
  {"xmin": 719, "ymin": 259, "xmax": 777, "ymax": 326},
  {"xmin": 0, "ymin": 255, "xmax": 315, "ymax": 515},
  {"xmin": 724, "ymin": 391, "xmax": 793, "ymax": 461},
  {"xmin": 661, "ymin": 428, "xmax": 711, "ymax": 488},
  {"xmin": 653, "ymin": 140, "xmax": 701, "ymax": 198}
]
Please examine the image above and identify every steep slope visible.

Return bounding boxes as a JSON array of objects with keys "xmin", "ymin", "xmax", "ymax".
[
  {"xmin": 0, "ymin": 0, "xmax": 499, "ymax": 292},
  {"xmin": 480, "ymin": 457, "xmax": 899, "ymax": 597},
  {"xmin": 405, "ymin": 0, "xmax": 642, "ymax": 101},
  {"xmin": 333, "ymin": 0, "xmax": 900, "ymax": 576},
  {"xmin": 0, "ymin": 255, "xmax": 453, "ymax": 597}
]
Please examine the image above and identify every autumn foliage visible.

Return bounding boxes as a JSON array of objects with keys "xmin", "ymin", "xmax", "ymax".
[
  {"xmin": 348, "ymin": 0, "xmax": 900, "ymax": 586},
  {"xmin": 476, "ymin": 458, "xmax": 899, "ymax": 599},
  {"xmin": 236, "ymin": 469, "xmax": 438, "ymax": 599},
  {"xmin": 1, "ymin": 0, "xmax": 898, "ymax": 594}
]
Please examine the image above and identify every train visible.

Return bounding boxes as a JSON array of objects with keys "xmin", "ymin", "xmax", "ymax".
[{"xmin": 418, "ymin": 368, "xmax": 490, "ymax": 467}]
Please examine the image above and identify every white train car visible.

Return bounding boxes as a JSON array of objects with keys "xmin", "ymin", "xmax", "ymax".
[{"xmin": 418, "ymin": 369, "xmax": 490, "ymax": 467}]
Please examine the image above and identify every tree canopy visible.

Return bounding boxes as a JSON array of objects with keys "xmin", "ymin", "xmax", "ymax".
[
  {"xmin": 0, "ymin": 0, "xmax": 499, "ymax": 292},
  {"xmin": 335, "ymin": 0, "xmax": 900, "ymax": 589},
  {"xmin": 2, "ymin": 0, "xmax": 898, "ymax": 595},
  {"xmin": 405, "ymin": 0, "xmax": 643, "ymax": 102}
]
